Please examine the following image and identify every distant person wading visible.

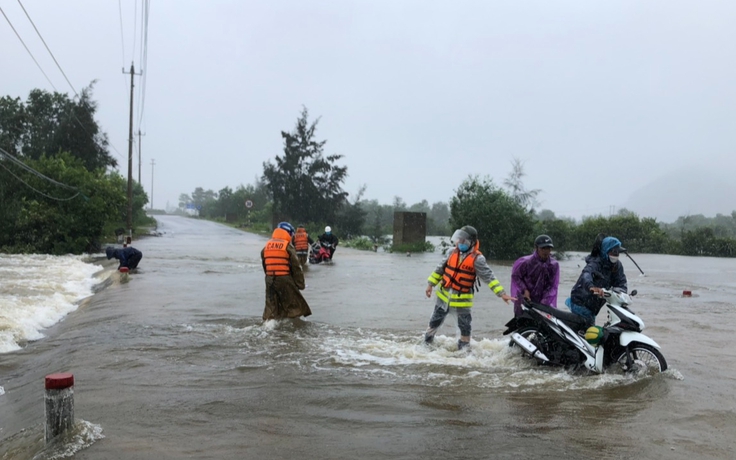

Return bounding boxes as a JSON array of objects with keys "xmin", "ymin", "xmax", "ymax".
[{"xmin": 292, "ymin": 225, "xmax": 314, "ymax": 267}]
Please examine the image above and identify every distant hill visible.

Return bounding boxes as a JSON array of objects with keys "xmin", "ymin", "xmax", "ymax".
[{"xmin": 622, "ymin": 167, "xmax": 736, "ymax": 223}]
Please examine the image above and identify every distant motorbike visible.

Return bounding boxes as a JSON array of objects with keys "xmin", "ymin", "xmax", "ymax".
[
  {"xmin": 504, "ymin": 287, "xmax": 667, "ymax": 375},
  {"xmin": 309, "ymin": 241, "xmax": 334, "ymax": 265}
]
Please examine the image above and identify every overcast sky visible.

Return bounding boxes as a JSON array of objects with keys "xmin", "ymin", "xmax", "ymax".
[{"xmin": 2, "ymin": 0, "xmax": 734, "ymax": 220}]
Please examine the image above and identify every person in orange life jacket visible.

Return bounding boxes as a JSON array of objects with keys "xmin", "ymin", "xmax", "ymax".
[
  {"xmin": 260, "ymin": 222, "xmax": 312, "ymax": 321},
  {"xmin": 292, "ymin": 224, "xmax": 314, "ymax": 266},
  {"xmin": 424, "ymin": 225, "xmax": 516, "ymax": 350},
  {"xmin": 317, "ymin": 226, "xmax": 339, "ymax": 260}
]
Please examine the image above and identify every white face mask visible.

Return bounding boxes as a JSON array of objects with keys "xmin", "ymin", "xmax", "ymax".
[{"xmin": 609, "ymin": 255, "xmax": 619, "ymax": 263}]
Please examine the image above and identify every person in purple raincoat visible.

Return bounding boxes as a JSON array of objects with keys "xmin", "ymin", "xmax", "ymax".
[{"xmin": 510, "ymin": 234, "xmax": 560, "ymax": 317}]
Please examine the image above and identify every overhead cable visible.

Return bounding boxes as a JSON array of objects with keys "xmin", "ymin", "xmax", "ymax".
[
  {"xmin": 0, "ymin": 149, "xmax": 82, "ymax": 201},
  {"xmin": 118, "ymin": 0, "xmax": 126, "ymax": 66},
  {"xmin": 3, "ymin": 3, "xmax": 125, "ymax": 161},
  {"xmin": 16, "ymin": 0, "xmax": 79, "ymax": 98},
  {"xmin": 0, "ymin": 147, "xmax": 79, "ymax": 191},
  {"xmin": 0, "ymin": 5, "xmax": 58, "ymax": 90}
]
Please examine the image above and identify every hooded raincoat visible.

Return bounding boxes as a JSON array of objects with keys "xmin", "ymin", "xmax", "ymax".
[
  {"xmin": 510, "ymin": 251, "xmax": 560, "ymax": 316},
  {"xmin": 260, "ymin": 228, "xmax": 312, "ymax": 321},
  {"xmin": 570, "ymin": 237, "xmax": 627, "ymax": 316},
  {"xmin": 106, "ymin": 246, "xmax": 143, "ymax": 269}
]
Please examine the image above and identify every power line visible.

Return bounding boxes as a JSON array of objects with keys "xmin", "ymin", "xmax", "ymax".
[
  {"xmin": 0, "ymin": 147, "xmax": 78, "ymax": 190},
  {"xmin": 0, "ymin": 161, "xmax": 82, "ymax": 201},
  {"xmin": 118, "ymin": 0, "xmax": 126, "ymax": 66},
  {"xmin": 0, "ymin": 5, "xmax": 58, "ymax": 90},
  {"xmin": 16, "ymin": 0, "xmax": 79, "ymax": 98},
  {"xmin": 0, "ymin": 149, "xmax": 82, "ymax": 201},
  {"xmin": 0, "ymin": 162, "xmax": 81, "ymax": 201},
  {"xmin": 4, "ymin": 2, "xmax": 125, "ymax": 162},
  {"xmin": 137, "ymin": 0, "xmax": 151, "ymax": 128}
]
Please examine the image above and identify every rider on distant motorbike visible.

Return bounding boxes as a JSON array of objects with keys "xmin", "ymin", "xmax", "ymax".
[
  {"xmin": 567, "ymin": 235, "xmax": 628, "ymax": 327},
  {"xmin": 317, "ymin": 226, "xmax": 339, "ymax": 260}
]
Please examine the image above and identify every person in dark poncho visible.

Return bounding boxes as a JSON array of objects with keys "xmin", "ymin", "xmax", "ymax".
[
  {"xmin": 106, "ymin": 246, "xmax": 143, "ymax": 270},
  {"xmin": 566, "ymin": 234, "xmax": 628, "ymax": 327}
]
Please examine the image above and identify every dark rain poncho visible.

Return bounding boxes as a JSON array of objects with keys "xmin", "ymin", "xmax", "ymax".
[
  {"xmin": 260, "ymin": 241, "xmax": 312, "ymax": 321},
  {"xmin": 570, "ymin": 254, "xmax": 627, "ymax": 316}
]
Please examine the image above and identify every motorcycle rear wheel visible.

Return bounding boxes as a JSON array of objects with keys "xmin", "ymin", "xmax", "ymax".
[{"xmin": 612, "ymin": 343, "xmax": 668, "ymax": 375}]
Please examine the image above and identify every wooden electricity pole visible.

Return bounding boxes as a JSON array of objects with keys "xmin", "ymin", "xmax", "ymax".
[{"xmin": 122, "ymin": 63, "xmax": 141, "ymax": 236}]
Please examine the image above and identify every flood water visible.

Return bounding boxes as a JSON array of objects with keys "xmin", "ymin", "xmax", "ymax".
[{"xmin": 1, "ymin": 215, "xmax": 735, "ymax": 459}]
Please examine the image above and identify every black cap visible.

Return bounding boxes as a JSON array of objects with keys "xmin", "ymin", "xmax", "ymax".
[{"xmin": 534, "ymin": 234, "xmax": 554, "ymax": 248}]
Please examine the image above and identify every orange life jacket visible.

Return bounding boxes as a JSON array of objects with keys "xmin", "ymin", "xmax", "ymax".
[
  {"xmin": 441, "ymin": 249, "xmax": 479, "ymax": 293},
  {"xmin": 263, "ymin": 228, "xmax": 292, "ymax": 276},
  {"xmin": 293, "ymin": 229, "xmax": 309, "ymax": 251}
]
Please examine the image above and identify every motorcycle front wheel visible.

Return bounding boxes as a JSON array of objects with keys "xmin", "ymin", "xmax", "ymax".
[
  {"xmin": 612, "ymin": 343, "xmax": 668, "ymax": 375},
  {"xmin": 512, "ymin": 326, "xmax": 551, "ymax": 358}
]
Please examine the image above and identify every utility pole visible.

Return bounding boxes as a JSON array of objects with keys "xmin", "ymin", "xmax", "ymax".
[
  {"xmin": 150, "ymin": 158, "xmax": 156, "ymax": 210},
  {"xmin": 122, "ymin": 62, "xmax": 141, "ymax": 237},
  {"xmin": 137, "ymin": 130, "xmax": 145, "ymax": 184}
]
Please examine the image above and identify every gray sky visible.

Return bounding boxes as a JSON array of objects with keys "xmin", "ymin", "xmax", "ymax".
[{"xmin": 2, "ymin": 0, "xmax": 735, "ymax": 220}]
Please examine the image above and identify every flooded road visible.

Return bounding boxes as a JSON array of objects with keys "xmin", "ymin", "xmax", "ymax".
[{"xmin": 1, "ymin": 215, "xmax": 734, "ymax": 459}]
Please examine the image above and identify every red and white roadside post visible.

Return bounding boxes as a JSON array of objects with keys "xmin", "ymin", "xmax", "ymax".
[{"xmin": 45, "ymin": 373, "xmax": 75, "ymax": 443}]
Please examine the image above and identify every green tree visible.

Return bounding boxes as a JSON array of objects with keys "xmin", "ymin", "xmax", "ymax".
[
  {"xmin": 359, "ymin": 199, "xmax": 393, "ymax": 242},
  {"xmin": 0, "ymin": 96, "xmax": 26, "ymax": 155},
  {"xmin": 191, "ymin": 187, "xmax": 218, "ymax": 217},
  {"xmin": 0, "ymin": 152, "xmax": 125, "ymax": 254},
  {"xmin": 7, "ymin": 84, "xmax": 116, "ymax": 171},
  {"xmin": 335, "ymin": 185, "xmax": 367, "ymax": 238},
  {"xmin": 392, "ymin": 196, "xmax": 407, "ymax": 211},
  {"xmin": 428, "ymin": 201, "xmax": 451, "ymax": 236},
  {"xmin": 178, "ymin": 193, "xmax": 192, "ymax": 210},
  {"xmin": 536, "ymin": 218, "xmax": 576, "ymax": 252},
  {"xmin": 262, "ymin": 107, "xmax": 348, "ymax": 224},
  {"xmin": 504, "ymin": 157, "xmax": 540, "ymax": 211},
  {"xmin": 450, "ymin": 175, "xmax": 535, "ymax": 259}
]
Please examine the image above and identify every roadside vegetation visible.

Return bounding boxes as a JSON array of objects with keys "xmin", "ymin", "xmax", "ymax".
[
  {"xmin": 1, "ymin": 86, "xmax": 153, "ymax": 254},
  {"xmin": 4, "ymin": 91, "xmax": 735, "ymax": 258},
  {"xmin": 182, "ymin": 116, "xmax": 736, "ymax": 258}
]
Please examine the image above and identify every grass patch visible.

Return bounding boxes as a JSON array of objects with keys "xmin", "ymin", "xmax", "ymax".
[
  {"xmin": 388, "ymin": 241, "xmax": 435, "ymax": 253},
  {"xmin": 343, "ymin": 236, "xmax": 378, "ymax": 251}
]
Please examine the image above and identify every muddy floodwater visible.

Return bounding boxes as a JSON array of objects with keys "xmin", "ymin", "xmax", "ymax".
[{"xmin": 1, "ymin": 215, "xmax": 735, "ymax": 459}]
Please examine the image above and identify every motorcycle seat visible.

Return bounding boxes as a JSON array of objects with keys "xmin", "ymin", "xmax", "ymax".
[{"xmin": 528, "ymin": 301, "xmax": 589, "ymax": 332}]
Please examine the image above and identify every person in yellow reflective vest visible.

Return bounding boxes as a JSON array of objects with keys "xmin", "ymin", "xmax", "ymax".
[
  {"xmin": 261, "ymin": 222, "xmax": 312, "ymax": 321},
  {"xmin": 424, "ymin": 225, "xmax": 515, "ymax": 350}
]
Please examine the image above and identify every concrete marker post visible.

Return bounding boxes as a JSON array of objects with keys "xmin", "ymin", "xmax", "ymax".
[
  {"xmin": 45, "ymin": 373, "xmax": 75, "ymax": 443},
  {"xmin": 119, "ymin": 266, "xmax": 130, "ymax": 282}
]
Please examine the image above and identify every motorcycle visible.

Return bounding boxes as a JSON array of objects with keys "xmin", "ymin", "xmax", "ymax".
[
  {"xmin": 309, "ymin": 241, "xmax": 334, "ymax": 265},
  {"xmin": 503, "ymin": 287, "xmax": 667, "ymax": 375}
]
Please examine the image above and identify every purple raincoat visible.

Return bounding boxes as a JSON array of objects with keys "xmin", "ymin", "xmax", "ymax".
[{"xmin": 510, "ymin": 251, "xmax": 560, "ymax": 317}]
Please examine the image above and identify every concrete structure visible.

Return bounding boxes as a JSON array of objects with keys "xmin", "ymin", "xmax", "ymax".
[
  {"xmin": 45, "ymin": 373, "xmax": 75, "ymax": 443},
  {"xmin": 393, "ymin": 212, "xmax": 427, "ymax": 246}
]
